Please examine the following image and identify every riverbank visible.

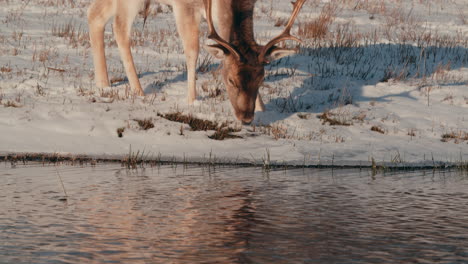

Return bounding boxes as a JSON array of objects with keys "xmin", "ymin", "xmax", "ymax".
[{"xmin": 1, "ymin": 0, "xmax": 467, "ymax": 167}]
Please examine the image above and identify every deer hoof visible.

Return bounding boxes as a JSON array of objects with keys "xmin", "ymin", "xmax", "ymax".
[{"xmin": 189, "ymin": 99, "xmax": 201, "ymax": 106}]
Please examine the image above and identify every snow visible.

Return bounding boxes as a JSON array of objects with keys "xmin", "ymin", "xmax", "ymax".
[{"xmin": 0, "ymin": 0, "xmax": 467, "ymax": 167}]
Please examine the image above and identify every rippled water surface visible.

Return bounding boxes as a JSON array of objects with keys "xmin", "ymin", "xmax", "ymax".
[{"xmin": 1, "ymin": 164, "xmax": 468, "ymax": 263}]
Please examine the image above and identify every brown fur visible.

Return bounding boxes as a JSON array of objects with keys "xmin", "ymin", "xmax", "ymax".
[{"xmin": 205, "ymin": 0, "xmax": 305, "ymax": 123}]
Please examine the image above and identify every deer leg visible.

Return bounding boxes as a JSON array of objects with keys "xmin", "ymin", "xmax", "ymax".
[
  {"xmin": 113, "ymin": 1, "xmax": 145, "ymax": 96},
  {"xmin": 88, "ymin": 0, "xmax": 116, "ymax": 88},
  {"xmin": 255, "ymin": 93, "xmax": 265, "ymax": 112},
  {"xmin": 174, "ymin": 5, "xmax": 201, "ymax": 104}
]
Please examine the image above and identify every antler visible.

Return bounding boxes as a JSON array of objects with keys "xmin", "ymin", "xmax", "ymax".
[
  {"xmin": 258, "ymin": 0, "xmax": 306, "ymax": 63},
  {"xmin": 203, "ymin": 0, "xmax": 241, "ymax": 60}
]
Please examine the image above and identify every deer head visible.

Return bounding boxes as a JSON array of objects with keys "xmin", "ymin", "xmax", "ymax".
[{"xmin": 203, "ymin": 0, "xmax": 306, "ymax": 124}]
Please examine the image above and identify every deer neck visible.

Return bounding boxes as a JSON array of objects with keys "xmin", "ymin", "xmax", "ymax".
[{"xmin": 229, "ymin": 0, "xmax": 260, "ymax": 62}]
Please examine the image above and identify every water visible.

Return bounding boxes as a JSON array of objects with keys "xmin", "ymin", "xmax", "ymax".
[{"xmin": 1, "ymin": 164, "xmax": 468, "ymax": 264}]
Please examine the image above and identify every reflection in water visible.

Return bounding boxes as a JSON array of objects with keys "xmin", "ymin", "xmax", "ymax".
[{"xmin": 1, "ymin": 165, "xmax": 468, "ymax": 263}]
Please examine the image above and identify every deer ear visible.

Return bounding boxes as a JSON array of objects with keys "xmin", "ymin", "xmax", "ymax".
[
  {"xmin": 204, "ymin": 44, "xmax": 229, "ymax": 59},
  {"xmin": 264, "ymin": 47, "xmax": 298, "ymax": 63}
]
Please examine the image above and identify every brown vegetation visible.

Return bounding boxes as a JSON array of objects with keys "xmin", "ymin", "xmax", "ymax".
[
  {"xmin": 297, "ymin": 3, "xmax": 337, "ymax": 40},
  {"xmin": 317, "ymin": 111, "xmax": 352, "ymax": 126},
  {"xmin": 134, "ymin": 119, "xmax": 155, "ymax": 130},
  {"xmin": 158, "ymin": 112, "xmax": 242, "ymax": 140},
  {"xmin": 371, "ymin": 126, "xmax": 385, "ymax": 134},
  {"xmin": 117, "ymin": 127, "xmax": 125, "ymax": 138},
  {"xmin": 158, "ymin": 112, "xmax": 221, "ymax": 131},
  {"xmin": 209, "ymin": 130, "xmax": 242, "ymax": 140},
  {"xmin": 441, "ymin": 131, "xmax": 468, "ymax": 143},
  {"xmin": 3, "ymin": 100, "xmax": 21, "ymax": 108}
]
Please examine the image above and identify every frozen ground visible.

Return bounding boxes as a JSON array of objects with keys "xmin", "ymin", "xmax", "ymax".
[{"xmin": 0, "ymin": 0, "xmax": 467, "ymax": 166}]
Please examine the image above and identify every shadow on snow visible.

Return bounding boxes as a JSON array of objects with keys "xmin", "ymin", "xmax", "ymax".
[
  {"xmin": 117, "ymin": 43, "xmax": 467, "ymax": 125},
  {"xmin": 257, "ymin": 43, "xmax": 468, "ymax": 124}
]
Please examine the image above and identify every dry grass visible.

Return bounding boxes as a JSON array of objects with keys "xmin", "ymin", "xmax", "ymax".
[
  {"xmin": 158, "ymin": 112, "xmax": 242, "ymax": 140},
  {"xmin": 110, "ymin": 77, "xmax": 126, "ymax": 85},
  {"xmin": 270, "ymin": 123, "xmax": 290, "ymax": 140},
  {"xmin": 298, "ymin": 3, "xmax": 338, "ymax": 40},
  {"xmin": 441, "ymin": 131, "xmax": 468, "ymax": 143},
  {"xmin": 1, "ymin": 66, "xmax": 12, "ymax": 73},
  {"xmin": 116, "ymin": 127, "xmax": 125, "ymax": 138},
  {"xmin": 159, "ymin": 112, "xmax": 222, "ymax": 131},
  {"xmin": 431, "ymin": 62, "xmax": 453, "ymax": 83},
  {"xmin": 51, "ymin": 21, "xmax": 89, "ymax": 48},
  {"xmin": 371, "ymin": 125, "xmax": 385, "ymax": 134},
  {"xmin": 297, "ymin": 113, "xmax": 311, "ymax": 120},
  {"xmin": 121, "ymin": 148, "xmax": 148, "ymax": 169},
  {"xmin": 3, "ymin": 100, "xmax": 21, "ymax": 108},
  {"xmin": 407, "ymin": 129, "xmax": 416, "ymax": 137},
  {"xmin": 252, "ymin": 123, "xmax": 298, "ymax": 140},
  {"xmin": 134, "ymin": 118, "xmax": 155, "ymax": 130},
  {"xmin": 318, "ymin": 110, "xmax": 352, "ymax": 126},
  {"xmin": 209, "ymin": 130, "xmax": 242, "ymax": 140}
]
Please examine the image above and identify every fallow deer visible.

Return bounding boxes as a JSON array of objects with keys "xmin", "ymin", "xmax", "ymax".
[{"xmin": 88, "ymin": 0, "xmax": 306, "ymax": 124}]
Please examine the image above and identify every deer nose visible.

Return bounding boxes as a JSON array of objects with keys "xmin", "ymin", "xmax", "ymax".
[
  {"xmin": 242, "ymin": 120, "xmax": 252, "ymax": 125},
  {"xmin": 236, "ymin": 111, "xmax": 254, "ymax": 125},
  {"xmin": 241, "ymin": 116, "xmax": 254, "ymax": 125}
]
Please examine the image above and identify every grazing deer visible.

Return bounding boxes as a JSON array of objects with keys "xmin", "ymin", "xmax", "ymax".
[{"xmin": 88, "ymin": 0, "xmax": 306, "ymax": 124}]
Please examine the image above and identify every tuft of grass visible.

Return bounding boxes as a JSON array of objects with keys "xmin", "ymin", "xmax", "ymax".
[
  {"xmin": 197, "ymin": 53, "xmax": 214, "ymax": 73},
  {"xmin": 317, "ymin": 111, "xmax": 351, "ymax": 126},
  {"xmin": 117, "ymin": 127, "xmax": 125, "ymax": 138},
  {"xmin": 275, "ymin": 92, "xmax": 303, "ymax": 113},
  {"xmin": 208, "ymin": 129, "xmax": 242, "ymax": 140},
  {"xmin": 51, "ymin": 21, "xmax": 89, "ymax": 48},
  {"xmin": 55, "ymin": 169, "xmax": 68, "ymax": 202},
  {"xmin": 298, "ymin": 3, "xmax": 337, "ymax": 40},
  {"xmin": 134, "ymin": 119, "xmax": 155, "ymax": 130},
  {"xmin": 110, "ymin": 76, "xmax": 126, "ymax": 85},
  {"xmin": 158, "ymin": 112, "xmax": 242, "ymax": 140},
  {"xmin": 3, "ymin": 100, "xmax": 21, "ymax": 108},
  {"xmin": 297, "ymin": 113, "xmax": 311, "ymax": 119},
  {"xmin": 270, "ymin": 123, "xmax": 290, "ymax": 140},
  {"xmin": 391, "ymin": 150, "xmax": 404, "ymax": 164},
  {"xmin": 158, "ymin": 112, "xmax": 222, "ymax": 131},
  {"xmin": 441, "ymin": 131, "xmax": 468, "ymax": 143},
  {"xmin": 1, "ymin": 66, "xmax": 12, "ymax": 73},
  {"xmin": 121, "ymin": 147, "xmax": 150, "ymax": 169},
  {"xmin": 262, "ymin": 148, "xmax": 271, "ymax": 171},
  {"xmin": 252, "ymin": 123, "xmax": 292, "ymax": 140},
  {"xmin": 371, "ymin": 126, "xmax": 385, "ymax": 134}
]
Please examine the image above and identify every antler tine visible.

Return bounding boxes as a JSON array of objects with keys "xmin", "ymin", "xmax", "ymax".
[
  {"xmin": 203, "ymin": 0, "xmax": 240, "ymax": 60},
  {"xmin": 259, "ymin": 0, "xmax": 306, "ymax": 63}
]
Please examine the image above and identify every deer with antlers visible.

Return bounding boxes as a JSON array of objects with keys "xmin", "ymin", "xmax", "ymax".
[{"xmin": 88, "ymin": 0, "xmax": 306, "ymax": 124}]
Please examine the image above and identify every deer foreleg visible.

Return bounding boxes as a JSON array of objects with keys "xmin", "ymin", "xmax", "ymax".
[
  {"xmin": 113, "ymin": 1, "xmax": 145, "ymax": 96},
  {"xmin": 174, "ymin": 5, "xmax": 202, "ymax": 104},
  {"xmin": 256, "ymin": 93, "xmax": 265, "ymax": 112},
  {"xmin": 88, "ymin": 0, "xmax": 116, "ymax": 88}
]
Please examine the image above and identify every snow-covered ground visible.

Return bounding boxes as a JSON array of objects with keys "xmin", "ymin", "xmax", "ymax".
[{"xmin": 0, "ymin": 0, "xmax": 467, "ymax": 166}]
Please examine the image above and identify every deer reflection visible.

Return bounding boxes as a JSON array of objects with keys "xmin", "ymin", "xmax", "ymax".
[{"xmin": 73, "ymin": 168, "xmax": 264, "ymax": 263}]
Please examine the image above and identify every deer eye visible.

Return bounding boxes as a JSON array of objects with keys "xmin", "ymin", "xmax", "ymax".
[{"xmin": 228, "ymin": 78, "xmax": 236, "ymax": 87}]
